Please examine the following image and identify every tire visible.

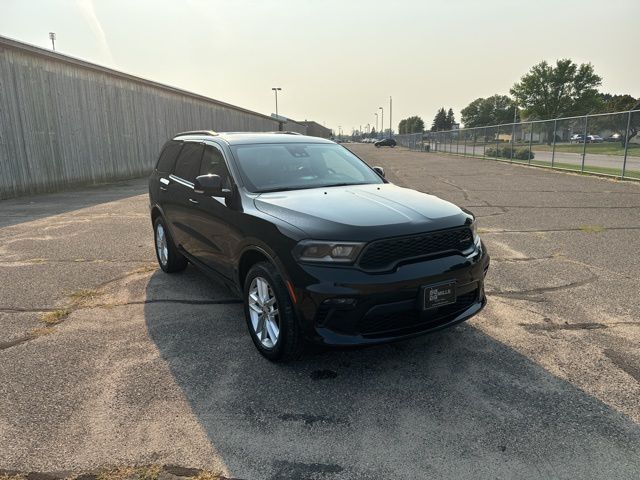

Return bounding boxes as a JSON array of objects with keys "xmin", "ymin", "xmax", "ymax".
[
  {"xmin": 153, "ymin": 216, "xmax": 188, "ymax": 273},
  {"xmin": 243, "ymin": 261, "xmax": 303, "ymax": 361}
]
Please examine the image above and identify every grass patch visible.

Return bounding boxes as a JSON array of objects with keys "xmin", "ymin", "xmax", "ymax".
[
  {"xmin": 96, "ymin": 465, "xmax": 162, "ymax": 480},
  {"xmin": 580, "ymin": 225, "xmax": 606, "ymax": 233},
  {"xmin": 528, "ymin": 160, "xmax": 640, "ymax": 179},
  {"xmin": 69, "ymin": 288, "xmax": 101, "ymax": 306},
  {"xmin": 532, "ymin": 143, "xmax": 640, "ymax": 157},
  {"xmin": 41, "ymin": 308, "xmax": 71, "ymax": 325},
  {"xmin": 30, "ymin": 326, "xmax": 55, "ymax": 337},
  {"xmin": 129, "ymin": 263, "xmax": 157, "ymax": 274}
]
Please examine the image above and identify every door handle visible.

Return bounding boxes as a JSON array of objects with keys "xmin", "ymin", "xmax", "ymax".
[
  {"xmin": 188, "ymin": 198, "xmax": 199, "ymax": 204},
  {"xmin": 160, "ymin": 186, "xmax": 168, "ymax": 191}
]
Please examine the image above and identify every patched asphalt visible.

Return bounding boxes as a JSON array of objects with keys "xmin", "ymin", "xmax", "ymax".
[{"xmin": 0, "ymin": 148, "xmax": 639, "ymax": 479}]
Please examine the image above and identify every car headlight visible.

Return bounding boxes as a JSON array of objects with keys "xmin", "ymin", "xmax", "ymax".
[
  {"xmin": 470, "ymin": 221, "xmax": 481, "ymax": 245},
  {"xmin": 293, "ymin": 240, "xmax": 365, "ymax": 264}
]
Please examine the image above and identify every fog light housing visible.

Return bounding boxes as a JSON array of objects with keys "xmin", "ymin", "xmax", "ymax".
[{"xmin": 322, "ymin": 297, "xmax": 356, "ymax": 307}]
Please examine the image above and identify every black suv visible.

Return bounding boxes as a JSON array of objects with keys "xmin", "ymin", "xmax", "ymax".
[{"xmin": 149, "ymin": 131, "xmax": 489, "ymax": 361}]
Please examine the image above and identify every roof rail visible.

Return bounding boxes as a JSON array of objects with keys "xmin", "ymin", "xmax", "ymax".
[
  {"xmin": 175, "ymin": 130, "xmax": 218, "ymax": 137},
  {"xmin": 272, "ymin": 131, "xmax": 303, "ymax": 135}
]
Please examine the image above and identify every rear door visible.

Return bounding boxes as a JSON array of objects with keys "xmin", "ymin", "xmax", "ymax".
[{"xmin": 163, "ymin": 141, "xmax": 204, "ymax": 252}]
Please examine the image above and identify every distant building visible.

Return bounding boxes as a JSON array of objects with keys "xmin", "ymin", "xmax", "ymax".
[
  {"xmin": 299, "ymin": 120, "xmax": 332, "ymax": 139},
  {"xmin": 270, "ymin": 114, "xmax": 307, "ymax": 134}
]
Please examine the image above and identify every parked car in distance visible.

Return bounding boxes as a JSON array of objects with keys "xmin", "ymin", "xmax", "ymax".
[
  {"xmin": 375, "ymin": 138, "xmax": 397, "ymax": 148},
  {"xmin": 149, "ymin": 131, "xmax": 489, "ymax": 361},
  {"xmin": 605, "ymin": 133, "xmax": 623, "ymax": 142},
  {"xmin": 587, "ymin": 135, "xmax": 604, "ymax": 143},
  {"xmin": 570, "ymin": 134, "xmax": 585, "ymax": 143}
]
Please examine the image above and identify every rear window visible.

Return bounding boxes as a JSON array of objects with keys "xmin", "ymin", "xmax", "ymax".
[
  {"xmin": 156, "ymin": 141, "xmax": 182, "ymax": 173},
  {"xmin": 173, "ymin": 142, "xmax": 203, "ymax": 182}
]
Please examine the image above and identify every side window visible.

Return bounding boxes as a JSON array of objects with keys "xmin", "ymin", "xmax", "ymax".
[
  {"xmin": 156, "ymin": 141, "xmax": 182, "ymax": 173},
  {"xmin": 173, "ymin": 142, "xmax": 203, "ymax": 183},
  {"xmin": 200, "ymin": 145, "xmax": 229, "ymax": 177},
  {"xmin": 200, "ymin": 145, "xmax": 231, "ymax": 187}
]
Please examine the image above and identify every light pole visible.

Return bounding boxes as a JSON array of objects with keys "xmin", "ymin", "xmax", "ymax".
[
  {"xmin": 374, "ymin": 113, "xmax": 378, "ymax": 133},
  {"xmin": 271, "ymin": 87, "xmax": 282, "ymax": 117},
  {"xmin": 379, "ymin": 107, "xmax": 384, "ymax": 138},
  {"xmin": 49, "ymin": 32, "xmax": 56, "ymax": 51},
  {"xmin": 389, "ymin": 96, "xmax": 393, "ymax": 138}
]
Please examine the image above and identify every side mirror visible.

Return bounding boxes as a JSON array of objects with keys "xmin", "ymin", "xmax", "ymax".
[
  {"xmin": 373, "ymin": 166, "xmax": 385, "ymax": 178},
  {"xmin": 194, "ymin": 174, "xmax": 231, "ymax": 198}
]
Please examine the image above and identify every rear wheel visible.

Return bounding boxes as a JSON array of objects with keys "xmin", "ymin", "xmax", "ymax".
[
  {"xmin": 154, "ymin": 217, "xmax": 187, "ymax": 273},
  {"xmin": 244, "ymin": 261, "xmax": 302, "ymax": 361}
]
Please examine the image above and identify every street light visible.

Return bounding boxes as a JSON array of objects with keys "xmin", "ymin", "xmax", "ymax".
[
  {"xmin": 389, "ymin": 96, "xmax": 393, "ymax": 138},
  {"xmin": 374, "ymin": 113, "xmax": 378, "ymax": 133},
  {"xmin": 379, "ymin": 107, "xmax": 384, "ymax": 138},
  {"xmin": 49, "ymin": 32, "xmax": 56, "ymax": 51},
  {"xmin": 271, "ymin": 87, "xmax": 282, "ymax": 117}
]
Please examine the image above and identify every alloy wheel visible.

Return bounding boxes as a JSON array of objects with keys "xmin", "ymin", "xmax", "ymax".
[
  {"xmin": 156, "ymin": 223, "xmax": 168, "ymax": 267},
  {"xmin": 248, "ymin": 276, "xmax": 280, "ymax": 348}
]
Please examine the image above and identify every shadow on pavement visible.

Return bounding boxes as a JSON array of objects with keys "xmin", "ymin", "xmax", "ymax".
[
  {"xmin": 144, "ymin": 270, "xmax": 640, "ymax": 480},
  {"xmin": 0, "ymin": 178, "xmax": 148, "ymax": 229}
]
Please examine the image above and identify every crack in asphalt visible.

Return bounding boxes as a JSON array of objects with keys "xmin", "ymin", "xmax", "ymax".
[
  {"xmin": 490, "ymin": 255, "xmax": 558, "ymax": 263},
  {"xmin": 487, "ymin": 275, "xmax": 598, "ymax": 300},
  {"xmin": 481, "ymin": 226, "xmax": 640, "ymax": 234},
  {"xmin": 0, "ymin": 298, "xmax": 242, "ymax": 352},
  {"xmin": 466, "ymin": 204, "xmax": 640, "ymax": 209}
]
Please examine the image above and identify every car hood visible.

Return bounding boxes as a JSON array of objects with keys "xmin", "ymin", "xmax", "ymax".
[{"xmin": 254, "ymin": 183, "xmax": 471, "ymax": 241}]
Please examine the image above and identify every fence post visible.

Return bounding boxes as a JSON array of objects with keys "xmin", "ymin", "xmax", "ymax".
[
  {"xmin": 551, "ymin": 119, "xmax": 557, "ymax": 168},
  {"xmin": 483, "ymin": 127, "xmax": 487, "ymax": 157},
  {"xmin": 621, "ymin": 111, "xmax": 632, "ymax": 178},
  {"xmin": 472, "ymin": 129, "xmax": 476, "ymax": 157},
  {"xmin": 456, "ymin": 130, "xmax": 460, "ymax": 155},
  {"xmin": 463, "ymin": 131, "xmax": 467, "ymax": 156},
  {"xmin": 495, "ymin": 126, "xmax": 500, "ymax": 159},
  {"xmin": 581, "ymin": 115, "xmax": 588, "ymax": 172},
  {"xmin": 510, "ymin": 120, "xmax": 516, "ymax": 162},
  {"xmin": 528, "ymin": 122, "xmax": 533, "ymax": 164}
]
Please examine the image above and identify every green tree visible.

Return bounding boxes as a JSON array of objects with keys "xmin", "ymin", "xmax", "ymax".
[
  {"xmin": 445, "ymin": 108, "xmax": 456, "ymax": 129},
  {"xmin": 431, "ymin": 108, "xmax": 447, "ymax": 131},
  {"xmin": 597, "ymin": 93, "xmax": 638, "ymax": 113},
  {"xmin": 461, "ymin": 95, "xmax": 518, "ymax": 127},
  {"xmin": 399, "ymin": 116, "xmax": 425, "ymax": 134},
  {"xmin": 369, "ymin": 127, "xmax": 376, "ymax": 138},
  {"xmin": 510, "ymin": 59, "xmax": 602, "ymax": 120}
]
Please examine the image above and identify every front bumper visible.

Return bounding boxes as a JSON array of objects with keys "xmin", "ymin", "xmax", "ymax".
[{"xmin": 290, "ymin": 242, "xmax": 490, "ymax": 346}]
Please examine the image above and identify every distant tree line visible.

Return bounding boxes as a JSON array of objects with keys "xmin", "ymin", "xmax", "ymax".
[{"xmin": 396, "ymin": 59, "xmax": 639, "ymax": 143}]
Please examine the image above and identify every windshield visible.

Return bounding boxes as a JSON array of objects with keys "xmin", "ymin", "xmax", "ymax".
[{"xmin": 231, "ymin": 143, "xmax": 384, "ymax": 193}]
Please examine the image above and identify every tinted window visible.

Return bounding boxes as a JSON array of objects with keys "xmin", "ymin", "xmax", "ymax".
[
  {"xmin": 156, "ymin": 141, "xmax": 182, "ymax": 173},
  {"xmin": 173, "ymin": 142, "xmax": 203, "ymax": 182},
  {"xmin": 231, "ymin": 143, "xmax": 383, "ymax": 192},
  {"xmin": 200, "ymin": 145, "xmax": 229, "ymax": 177}
]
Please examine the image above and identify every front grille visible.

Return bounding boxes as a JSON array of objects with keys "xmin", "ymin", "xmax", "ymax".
[
  {"xmin": 358, "ymin": 227, "xmax": 474, "ymax": 271},
  {"xmin": 358, "ymin": 289, "xmax": 478, "ymax": 337}
]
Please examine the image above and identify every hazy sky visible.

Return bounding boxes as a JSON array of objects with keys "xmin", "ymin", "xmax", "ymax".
[{"xmin": 2, "ymin": 0, "xmax": 639, "ymax": 132}]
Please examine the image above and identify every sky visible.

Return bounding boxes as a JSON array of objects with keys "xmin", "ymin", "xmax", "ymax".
[{"xmin": 1, "ymin": 0, "xmax": 639, "ymax": 133}]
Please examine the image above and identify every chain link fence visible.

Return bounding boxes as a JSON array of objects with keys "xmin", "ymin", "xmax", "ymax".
[{"xmin": 394, "ymin": 110, "xmax": 640, "ymax": 180}]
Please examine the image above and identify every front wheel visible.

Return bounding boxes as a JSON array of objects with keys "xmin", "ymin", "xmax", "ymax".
[{"xmin": 244, "ymin": 262, "xmax": 303, "ymax": 361}]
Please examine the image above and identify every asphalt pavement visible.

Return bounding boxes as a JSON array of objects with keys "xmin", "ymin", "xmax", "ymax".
[{"xmin": 1, "ymin": 147, "xmax": 639, "ymax": 479}]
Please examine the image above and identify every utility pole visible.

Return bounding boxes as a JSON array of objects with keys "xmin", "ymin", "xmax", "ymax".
[
  {"xmin": 389, "ymin": 96, "xmax": 393, "ymax": 138},
  {"xmin": 379, "ymin": 107, "xmax": 384, "ymax": 138},
  {"xmin": 49, "ymin": 32, "xmax": 56, "ymax": 51},
  {"xmin": 374, "ymin": 113, "xmax": 378, "ymax": 133},
  {"xmin": 271, "ymin": 87, "xmax": 282, "ymax": 117}
]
